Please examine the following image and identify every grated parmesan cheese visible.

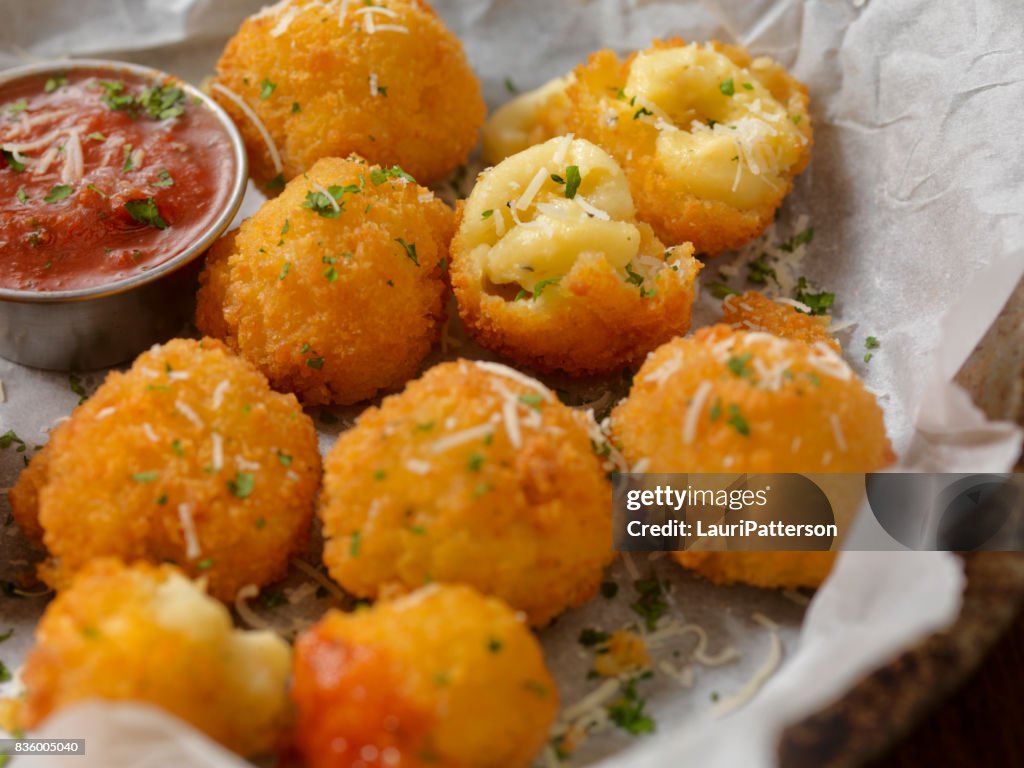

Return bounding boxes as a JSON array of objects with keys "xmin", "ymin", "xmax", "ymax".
[
  {"xmin": 682, "ymin": 380, "xmax": 713, "ymax": 445},
  {"xmin": 177, "ymin": 503, "xmax": 202, "ymax": 560},
  {"xmin": 515, "ymin": 166, "xmax": 548, "ymax": 211},
  {"xmin": 174, "ymin": 400, "xmax": 204, "ymax": 429}
]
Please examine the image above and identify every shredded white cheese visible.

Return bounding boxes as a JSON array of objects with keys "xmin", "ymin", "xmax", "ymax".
[
  {"xmin": 174, "ymin": 400, "xmax": 204, "ymax": 429},
  {"xmin": 713, "ymin": 629, "xmax": 783, "ymax": 717},
  {"xmin": 682, "ymin": 380, "xmax": 713, "ymax": 445},
  {"xmin": 473, "ymin": 361, "xmax": 553, "ymax": 400},
  {"xmin": 516, "ymin": 166, "xmax": 548, "ymax": 211},
  {"xmin": 211, "ymin": 380, "xmax": 230, "ymax": 409},
  {"xmin": 429, "ymin": 423, "xmax": 495, "ymax": 453},
  {"xmin": 177, "ymin": 503, "xmax": 201, "ymax": 560}
]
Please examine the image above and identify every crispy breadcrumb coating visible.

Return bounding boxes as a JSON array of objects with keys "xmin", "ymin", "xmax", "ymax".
[
  {"xmin": 211, "ymin": 0, "xmax": 485, "ymax": 191},
  {"xmin": 451, "ymin": 136, "xmax": 701, "ymax": 376},
  {"xmin": 196, "ymin": 156, "xmax": 452, "ymax": 406},
  {"xmin": 19, "ymin": 559, "xmax": 291, "ymax": 757},
  {"xmin": 567, "ymin": 39, "xmax": 812, "ymax": 255},
  {"xmin": 722, "ymin": 291, "xmax": 840, "ymax": 352},
  {"xmin": 292, "ymin": 585, "xmax": 557, "ymax": 768},
  {"xmin": 9, "ymin": 338, "xmax": 320, "ymax": 601},
  {"xmin": 612, "ymin": 326, "xmax": 894, "ymax": 588},
  {"xmin": 319, "ymin": 360, "xmax": 616, "ymax": 627}
]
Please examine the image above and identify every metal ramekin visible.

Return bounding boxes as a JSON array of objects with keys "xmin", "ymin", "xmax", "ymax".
[{"xmin": 0, "ymin": 59, "xmax": 248, "ymax": 371}]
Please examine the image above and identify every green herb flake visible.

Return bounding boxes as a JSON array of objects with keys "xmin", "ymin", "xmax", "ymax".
[
  {"xmin": 727, "ymin": 403, "xmax": 750, "ymax": 436},
  {"xmin": 131, "ymin": 470, "xmax": 160, "ymax": 483},
  {"xmin": 0, "ymin": 660, "xmax": 11, "ymax": 684},
  {"xmin": 7, "ymin": 99, "xmax": 27, "ymax": 115},
  {"xmin": 153, "ymin": 169, "xmax": 174, "ymax": 188},
  {"xmin": 747, "ymin": 254, "xmax": 778, "ymax": 286},
  {"xmin": 15, "ymin": 186, "xmax": 27, "ymax": 203},
  {"xmin": 631, "ymin": 577, "xmax": 668, "ymax": 630},
  {"xmin": 69, "ymin": 373, "xmax": 88, "ymax": 404},
  {"xmin": 726, "ymin": 352, "xmax": 754, "ymax": 380},
  {"xmin": 709, "ymin": 397, "xmax": 723, "ymax": 422},
  {"xmin": 44, "ymin": 184, "xmax": 73, "ymax": 203},
  {"xmin": 633, "ymin": 106, "xmax": 653, "ymax": 119},
  {"xmin": 395, "ymin": 237, "xmax": 419, "ymax": 266},
  {"xmin": 2, "ymin": 150, "xmax": 24, "ymax": 172},
  {"xmin": 578, "ymin": 628, "xmax": 611, "ymax": 647},
  {"xmin": 122, "ymin": 144, "xmax": 136, "ymax": 172},
  {"xmin": 259, "ymin": 78, "xmax": 277, "ymax": 100},
  {"xmin": 794, "ymin": 276, "xmax": 835, "ymax": 316},
  {"xmin": 708, "ymin": 280, "xmax": 738, "ymax": 299},
  {"xmin": 291, "ymin": 101, "xmax": 301, "ymax": 113},
  {"xmin": 720, "ymin": 78, "xmax": 735, "ymax": 96},
  {"xmin": 227, "ymin": 471, "xmax": 255, "ymax": 499},
  {"xmin": 531, "ymin": 276, "xmax": 561, "ymax": 299},
  {"xmin": 370, "ymin": 165, "xmax": 415, "ymax": 185},
  {"xmin": 196, "ymin": 557, "xmax": 214, "ymax": 570},
  {"xmin": 607, "ymin": 676, "xmax": 655, "ymax": 735},
  {"xmin": 124, "ymin": 198, "xmax": 169, "ymax": 229},
  {"xmin": 481, "ymin": 209, "xmax": 494, "ymax": 219},
  {"xmin": 504, "ymin": 77, "xmax": 519, "ymax": 94},
  {"xmin": 564, "ymin": 165, "xmax": 582, "ymax": 199},
  {"xmin": 624, "ymin": 263, "xmax": 645, "ymax": 287},
  {"xmin": 467, "ymin": 452, "xmax": 485, "ymax": 472},
  {"xmin": 306, "ymin": 356, "xmax": 325, "ymax": 370},
  {"xmin": 0, "ymin": 628, "xmax": 13, "ymax": 643},
  {"xmin": 487, "ymin": 637, "xmax": 503, "ymax": 653},
  {"xmin": 324, "ymin": 266, "xmax": 338, "ymax": 282},
  {"xmin": 473, "ymin": 482, "xmax": 493, "ymax": 498},
  {"xmin": 279, "ymin": 261, "xmax": 291, "ymax": 281},
  {"xmin": 742, "ymin": 82, "xmax": 754, "ymax": 90},
  {"xmin": 266, "ymin": 173, "xmax": 285, "ymax": 191},
  {"xmin": 276, "ymin": 450, "xmax": 293, "ymax": 467},
  {"xmin": 45, "ymin": 75, "xmax": 67, "ymax": 93},
  {"xmin": 88, "ymin": 131, "xmax": 106, "ymax": 141},
  {"xmin": 350, "ymin": 530, "xmax": 362, "ymax": 557},
  {"xmin": 865, "ymin": 336, "xmax": 880, "ymax": 350}
]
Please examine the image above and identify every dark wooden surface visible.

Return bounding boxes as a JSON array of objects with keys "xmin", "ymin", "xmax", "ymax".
[{"xmin": 866, "ymin": 606, "xmax": 1024, "ymax": 768}]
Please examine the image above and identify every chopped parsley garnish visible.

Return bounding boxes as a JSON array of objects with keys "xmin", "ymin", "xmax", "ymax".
[
  {"xmin": 45, "ymin": 75, "xmax": 67, "ymax": 93},
  {"xmin": 719, "ymin": 78, "xmax": 735, "ymax": 96},
  {"xmin": 303, "ymin": 184, "xmax": 358, "ymax": 218},
  {"xmin": 259, "ymin": 78, "xmax": 277, "ymax": 100},
  {"xmin": 633, "ymin": 106, "xmax": 653, "ymax": 119},
  {"xmin": 122, "ymin": 144, "xmax": 136, "ymax": 172},
  {"xmin": 395, "ymin": 238, "xmax": 419, "ymax": 266},
  {"xmin": 607, "ymin": 676, "xmax": 655, "ymax": 735},
  {"xmin": 266, "ymin": 173, "xmax": 285, "ymax": 191},
  {"xmin": 791, "ymin": 114, "xmax": 803, "ymax": 125},
  {"xmin": 370, "ymin": 165, "xmax": 415, "ymax": 185},
  {"xmin": 531, "ymin": 276, "xmax": 561, "ymax": 298},
  {"xmin": 473, "ymin": 482, "xmax": 493, "ymax": 498},
  {"xmin": 2, "ymin": 150, "xmax": 24, "ymax": 172},
  {"xmin": 227, "ymin": 471, "xmax": 255, "ymax": 498},
  {"xmin": 0, "ymin": 660, "xmax": 11, "ymax": 684},
  {"xmin": 306, "ymin": 356, "xmax": 325, "ymax": 370},
  {"xmin": 504, "ymin": 77, "xmax": 519, "ymax": 94},
  {"xmin": 172, "ymin": 439, "xmax": 184, "ymax": 457},
  {"xmin": 709, "ymin": 397, "xmax": 722, "ymax": 422},
  {"xmin": 15, "ymin": 186, "xmax": 27, "ymax": 203},
  {"xmin": 601, "ymin": 581, "xmax": 619, "ymax": 599},
  {"xmin": 131, "ymin": 471, "xmax": 160, "ymax": 483},
  {"xmin": 291, "ymin": 101, "xmax": 301, "ymax": 113},
  {"xmin": 865, "ymin": 335, "xmax": 880, "ymax": 349},
  {"xmin": 518, "ymin": 392, "xmax": 544, "ymax": 410},
  {"xmin": 708, "ymin": 280, "xmax": 738, "ymax": 299},
  {"xmin": 373, "ymin": 469, "xmax": 387, "ymax": 481},
  {"xmin": 101, "ymin": 81, "xmax": 186, "ymax": 119},
  {"xmin": 7, "ymin": 99, "xmax": 27, "ymax": 115},
  {"xmin": 564, "ymin": 165, "xmax": 582, "ymax": 198},
  {"xmin": 727, "ymin": 404, "xmax": 750, "ymax": 436},
  {"xmin": 279, "ymin": 261, "xmax": 291, "ymax": 281},
  {"xmin": 69, "ymin": 373, "xmax": 88, "ymax": 404},
  {"xmin": 625, "ymin": 263, "xmax": 645, "ymax": 287},
  {"xmin": 631, "ymin": 577, "xmax": 668, "ymax": 630},
  {"xmin": 578, "ymin": 628, "xmax": 611, "ymax": 647},
  {"xmin": 0, "ymin": 628, "xmax": 13, "ymax": 643},
  {"xmin": 780, "ymin": 227, "xmax": 814, "ymax": 252},
  {"xmin": 324, "ymin": 266, "xmax": 338, "ymax": 282},
  {"xmin": 88, "ymin": 132, "xmax": 106, "ymax": 141},
  {"xmin": 742, "ymin": 82, "xmax": 754, "ymax": 90},
  {"xmin": 794, "ymin": 276, "xmax": 834, "ymax": 316},
  {"xmin": 488, "ymin": 637, "xmax": 503, "ymax": 653},
  {"xmin": 153, "ymin": 169, "xmax": 174, "ymax": 188},
  {"xmin": 350, "ymin": 530, "xmax": 362, "ymax": 557},
  {"xmin": 276, "ymin": 449, "xmax": 293, "ymax": 466},
  {"xmin": 467, "ymin": 452, "xmax": 485, "ymax": 472},
  {"xmin": 197, "ymin": 557, "xmax": 214, "ymax": 570},
  {"xmin": 282, "ymin": 219, "xmax": 290, "ymax": 235},
  {"xmin": 481, "ymin": 209, "xmax": 494, "ymax": 219},
  {"xmin": 726, "ymin": 353, "xmax": 754, "ymax": 380},
  {"xmin": 44, "ymin": 184, "xmax": 73, "ymax": 203},
  {"xmin": 125, "ymin": 198, "xmax": 168, "ymax": 229},
  {"xmin": 747, "ymin": 254, "xmax": 778, "ymax": 286}
]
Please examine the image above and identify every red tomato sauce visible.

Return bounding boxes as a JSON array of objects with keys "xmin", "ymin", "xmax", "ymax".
[{"xmin": 0, "ymin": 68, "xmax": 236, "ymax": 291}]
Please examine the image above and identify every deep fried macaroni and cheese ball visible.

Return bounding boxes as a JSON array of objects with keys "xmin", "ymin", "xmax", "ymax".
[
  {"xmin": 319, "ymin": 360, "xmax": 616, "ymax": 627},
  {"xmin": 292, "ymin": 585, "xmax": 558, "ymax": 768},
  {"xmin": 196, "ymin": 156, "xmax": 452, "ymax": 406},
  {"xmin": 211, "ymin": 0, "xmax": 485, "ymax": 191},
  {"xmin": 612, "ymin": 326, "xmax": 893, "ymax": 588},
  {"xmin": 481, "ymin": 74, "xmax": 574, "ymax": 165},
  {"xmin": 9, "ymin": 338, "xmax": 320, "ymax": 601},
  {"xmin": 19, "ymin": 560, "xmax": 291, "ymax": 757},
  {"xmin": 450, "ymin": 136, "xmax": 701, "ymax": 376},
  {"xmin": 567, "ymin": 39, "xmax": 813, "ymax": 255}
]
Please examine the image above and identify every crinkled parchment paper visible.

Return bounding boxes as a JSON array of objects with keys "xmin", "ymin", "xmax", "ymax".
[{"xmin": 1, "ymin": 0, "xmax": 1023, "ymax": 766}]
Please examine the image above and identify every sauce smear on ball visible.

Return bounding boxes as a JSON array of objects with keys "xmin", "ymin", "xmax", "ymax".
[{"xmin": 0, "ymin": 68, "xmax": 236, "ymax": 291}]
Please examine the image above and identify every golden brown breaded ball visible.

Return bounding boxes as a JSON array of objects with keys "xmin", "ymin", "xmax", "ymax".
[
  {"xmin": 319, "ymin": 360, "xmax": 616, "ymax": 627},
  {"xmin": 19, "ymin": 559, "xmax": 291, "ymax": 757},
  {"xmin": 196, "ymin": 156, "xmax": 452, "ymax": 406},
  {"xmin": 211, "ymin": 0, "xmax": 485, "ymax": 192},
  {"xmin": 611, "ymin": 326, "xmax": 894, "ymax": 588},
  {"xmin": 567, "ymin": 39, "xmax": 813, "ymax": 255},
  {"xmin": 722, "ymin": 290, "xmax": 840, "ymax": 352},
  {"xmin": 292, "ymin": 584, "xmax": 557, "ymax": 768},
  {"xmin": 9, "ymin": 338, "xmax": 320, "ymax": 601},
  {"xmin": 450, "ymin": 136, "xmax": 701, "ymax": 376},
  {"xmin": 481, "ymin": 74, "xmax": 575, "ymax": 165}
]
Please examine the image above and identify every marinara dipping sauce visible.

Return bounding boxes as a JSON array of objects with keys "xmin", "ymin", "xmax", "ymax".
[{"xmin": 0, "ymin": 67, "xmax": 237, "ymax": 291}]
